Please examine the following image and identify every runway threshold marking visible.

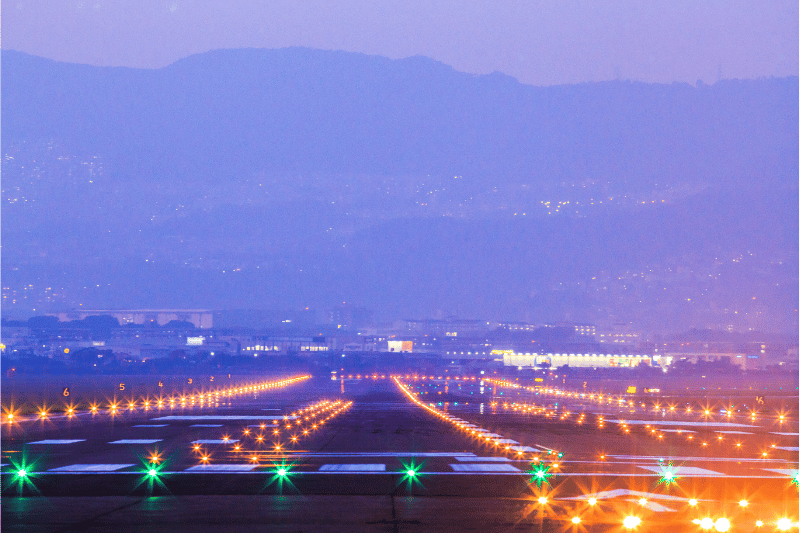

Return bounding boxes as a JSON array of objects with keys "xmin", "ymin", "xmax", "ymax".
[
  {"xmin": 28, "ymin": 440, "xmax": 85, "ymax": 445},
  {"xmin": 636, "ymin": 465, "xmax": 724, "ymax": 476},
  {"xmin": 48, "ymin": 464, "xmax": 136, "ymax": 472},
  {"xmin": 454, "ymin": 456, "xmax": 512, "ymax": 462},
  {"xmin": 109, "ymin": 439, "xmax": 162, "ymax": 444},
  {"xmin": 318, "ymin": 464, "xmax": 386, "ymax": 471},
  {"xmin": 449, "ymin": 463, "xmax": 522, "ymax": 472},
  {"xmin": 190, "ymin": 424, "xmax": 223, "ymax": 427},
  {"xmin": 133, "ymin": 424, "xmax": 168, "ymax": 428},
  {"xmin": 606, "ymin": 454, "xmax": 791, "ymax": 462},
  {"xmin": 607, "ymin": 420, "xmax": 758, "ymax": 428},
  {"xmin": 280, "ymin": 452, "xmax": 477, "ymax": 458},
  {"xmin": 763, "ymin": 468, "xmax": 798, "ymax": 475},
  {"xmin": 151, "ymin": 416, "xmax": 296, "ymax": 421},
  {"xmin": 184, "ymin": 464, "xmax": 258, "ymax": 472},
  {"xmin": 191, "ymin": 439, "xmax": 239, "ymax": 444}
]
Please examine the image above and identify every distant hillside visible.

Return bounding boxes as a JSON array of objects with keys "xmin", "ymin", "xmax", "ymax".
[
  {"xmin": 1, "ymin": 49, "xmax": 797, "ymax": 332},
  {"xmin": 3, "ymin": 48, "xmax": 797, "ymax": 189}
]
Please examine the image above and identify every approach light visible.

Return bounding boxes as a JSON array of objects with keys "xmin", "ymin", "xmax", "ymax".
[
  {"xmin": 776, "ymin": 518, "xmax": 793, "ymax": 531},
  {"xmin": 587, "ymin": 497, "xmax": 597, "ymax": 506},
  {"xmin": 755, "ymin": 520, "xmax": 763, "ymax": 527},
  {"xmin": 148, "ymin": 468, "xmax": 158, "ymax": 477},
  {"xmin": 538, "ymin": 496, "xmax": 547, "ymax": 504},
  {"xmin": 699, "ymin": 517, "xmax": 714, "ymax": 530},
  {"xmin": 406, "ymin": 469, "xmax": 416, "ymax": 477},
  {"xmin": 688, "ymin": 499, "xmax": 698, "ymax": 506},
  {"xmin": 277, "ymin": 467, "xmax": 287, "ymax": 477},
  {"xmin": 738, "ymin": 500, "xmax": 748, "ymax": 507},
  {"xmin": 17, "ymin": 468, "xmax": 27, "ymax": 478},
  {"xmin": 571, "ymin": 516, "xmax": 581, "ymax": 524}
]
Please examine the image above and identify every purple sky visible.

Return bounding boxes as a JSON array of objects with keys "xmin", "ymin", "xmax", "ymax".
[{"xmin": 3, "ymin": 1, "xmax": 798, "ymax": 85}]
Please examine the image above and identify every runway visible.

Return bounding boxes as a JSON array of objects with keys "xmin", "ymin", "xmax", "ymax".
[{"xmin": 3, "ymin": 375, "xmax": 798, "ymax": 532}]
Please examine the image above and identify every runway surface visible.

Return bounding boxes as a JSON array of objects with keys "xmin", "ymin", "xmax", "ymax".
[{"xmin": 3, "ymin": 374, "xmax": 798, "ymax": 532}]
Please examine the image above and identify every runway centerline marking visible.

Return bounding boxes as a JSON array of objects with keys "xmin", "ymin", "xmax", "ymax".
[{"xmin": 110, "ymin": 439, "xmax": 163, "ymax": 444}]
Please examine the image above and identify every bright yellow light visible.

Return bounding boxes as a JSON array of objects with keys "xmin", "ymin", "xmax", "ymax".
[
  {"xmin": 714, "ymin": 518, "xmax": 730, "ymax": 531},
  {"xmin": 587, "ymin": 497, "xmax": 597, "ymax": 506},
  {"xmin": 638, "ymin": 498, "xmax": 647, "ymax": 506},
  {"xmin": 622, "ymin": 516, "xmax": 641, "ymax": 529},
  {"xmin": 688, "ymin": 499, "xmax": 698, "ymax": 506},
  {"xmin": 700, "ymin": 517, "xmax": 714, "ymax": 530},
  {"xmin": 571, "ymin": 516, "xmax": 581, "ymax": 524},
  {"xmin": 538, "ymin": 496, "xmax": 547, "ymax": 504},
  {"xmin": 738, "ymin": 499, "xmax": 748, "ymax": 507},
  {"xmin": 776, "ymin": 518, "xmax": 793, "ymax": 531}
]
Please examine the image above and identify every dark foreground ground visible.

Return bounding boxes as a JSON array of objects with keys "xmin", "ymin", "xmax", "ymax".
[{"xmin": 3, "ymin": 375, "xmax": 798, "ymax": 532}]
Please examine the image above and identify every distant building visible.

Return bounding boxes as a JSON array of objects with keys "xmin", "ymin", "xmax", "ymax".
[
  {"xmin": 403, "ymin": 318, "xmax": 489, "ymax": 337},
  {"xmin": 53, "ymin": 309, "xmax": 213, "ymax": 329},
  {"xmin": 597, "ymin": 323, "xmax": 641, "ymax": 345}
]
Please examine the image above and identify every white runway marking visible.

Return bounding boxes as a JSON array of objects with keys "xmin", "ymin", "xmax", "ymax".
[
  {"xmin": 110, "ymin": 439, "xmax": 162, "ymax": 444},
  {"xmin": 624, "ymin": 499, "xmax": 677, "ymax": 513},
  {"xmin": 480, "ymin": 433, "xmax": 503, "ymax": 438},
  {"xmin": 191, "ymin": 439, "xmax": 239, "ymax": 444},
  {"xmin": 714, "ymin": 430, "xmax": 752, "ymax": 434},
  {"xmin": 560, "ymin": 489, "xmax": 692, "ymax": 502},
  {"xmin": 637, "ymin": 465, "xmax": 724, "ymax": 476},
  {"xmin": 774, "ymin": 446, "xmax": 800, "ymax": 451},
  {"xmin": 184, "ymin": 464, "xmax": 258, "ymax": 472},
  {"xmin": 763, "ymin": 468, "xmax": 798, "ymax": 476},
  {"xmin": 133, "ymin": 424, "xmax": 168, "ymax": 428},
  {"xmin": 606, "ymin": 454, "xmax": 789, "ymax": 463},
  {"xmin": 319, "ymin": 464, "xmax": 386, "ymax": 472},
  {"xmin": 608, "ymin": 420, "xmax": 757, "ymax": 428},
  {"xmin": 152, "ymin": 415, "xmax": 296, "ymax": 421},
  {"xmin": 509, "ymin": 446, "xmax": 537, "ymax": 453},
  {"xmin": 191, "ymin": 424, "xmax": 223, "ymax": 427},
  {"xmin": 450, "ymin": 463, "xmax": 521, "ymax": 472},
  {"xmin": 28, "ymin": 440, "xmax": 85, "ymax": 445},
  {"xmin": 658, "ymin": 429, "xmax": 696, "ymax": 433},
  {"xmin": 48, "ymin": 464, "xmax": 136, "ymax": 472},
  {"xmin": 771, "ymin": 432, "xmax": 800, "ymax": 436},
  {"xmin": 494, "ymin": 439, "xmax": 520, "ymax": 444},
  {"xmin": 283, "ymin": 452, "xmax": 477, "ymax": 458},
  {"xmin": 454, "ymin": 456, "xmax": 512, "ymax": 462}
]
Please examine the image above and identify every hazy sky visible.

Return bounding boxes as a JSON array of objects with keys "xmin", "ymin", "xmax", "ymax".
[{"xmin": 3, "ymin": 0, "xmax": 797, "ymax": 86}]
